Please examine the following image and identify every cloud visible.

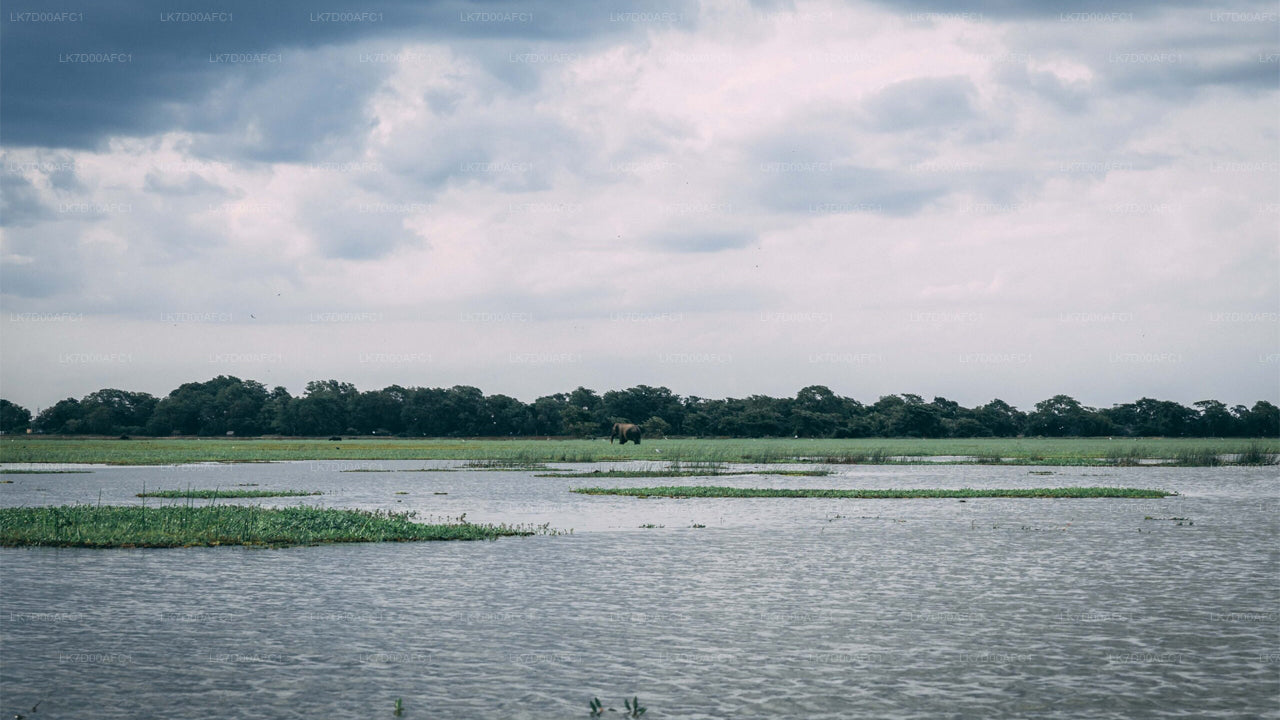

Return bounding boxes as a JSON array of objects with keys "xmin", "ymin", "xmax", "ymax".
[
  {"xmin": 648, "ymin": 230, "xmax": 756, "ymax": 252},
  {"xmin": 1, "ymin": 0, "xmax": 1275, "ymax": 411},
  {"xmin": 859, "ymin": 75, "xmax": 978, "ymax": 131},
  {"xmin": 0, "ymin": 0, "xmax": 698, "ymax": 151}
]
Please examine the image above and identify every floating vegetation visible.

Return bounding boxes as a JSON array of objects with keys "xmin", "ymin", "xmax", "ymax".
[
  {"xmin": 0, "ymin": 505, "xmax": 553, "ymax": 548},
  {"xmin": 591, "ymin": 696, "xmax": 646, "ymax": 717},
  {"xmin": 340, "ymin": 467, "xmax": 455, "ymax": 473},
  {"xmin": 0, "ymin": 469, "xmax": 92, "ymax": 474},
  {"xmin": 136, "ymin": 489, "xmax": 322, "ymax": 499},
  {"xmin": 1145, "ymin": 516, "xmax": 1193, "ymax": 525},
  {"xmin": 540, "ymin": 465, "xmax": 830, "ymax": 479},
  {"xmin": 460, "ymin": 459, "xmax": 552, "ymax": 471},
  {"xmin": 574, "ymin": 486, "xmax": 1175, "ymax": 499}
]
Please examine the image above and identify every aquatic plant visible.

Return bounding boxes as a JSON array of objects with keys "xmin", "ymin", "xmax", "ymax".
[
  {"xmin": 590, "ymin": 696, "xmax": 646, "ymax": 717},
  {"xmin": 136, "ymin": 489, "xmax": 322, "ymax": 499},
  {"xmin": 0, "ymin": 505, "xmax": 552, "ymax": 548},
  {"xmin": 575, "ymin": 486, "xmax": 1175, "ymax": 499},
  {"xmin": 0, "ymin": 469, "xmax": 92, "ymax": 474},
  {"xmin": 538, "ymin": 467, "xmax": 829, "ymax": 478}
]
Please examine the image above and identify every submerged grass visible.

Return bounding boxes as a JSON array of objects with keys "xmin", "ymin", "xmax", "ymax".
[
  {"xmin": 136, "ymin": 489, "xmax": 322, "ymax": 499},
  {"xmin": 3, "ymin": 436, "xmax": 1276, "ymax": 466},
  {"xmin": 460, "ymin": 459, "xmax": 552, "ymax": 470},
  {"xmin": 573, "ymin": 486, "xmax": 1175, "ymax": 499},
  {"xmin": 0, "ymin": 505, "xmax": 543, "ymax": 548}
]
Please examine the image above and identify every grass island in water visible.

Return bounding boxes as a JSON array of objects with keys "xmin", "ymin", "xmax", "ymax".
[
  {"xmin": 572, "ymin": 486, "xmax": 1175, "ymax": 499},
  {"xmin": 0, "ymin": 505, "xmax": 548, "ymax": 548},
  {"xmin": 136, "ymin": 489, "xmax": 322, "ymax": 499}
]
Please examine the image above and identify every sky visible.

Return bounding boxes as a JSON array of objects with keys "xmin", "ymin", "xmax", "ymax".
[{"xmin": 1, "ymin": 0, "xmax": 1277, "ymax": 412}]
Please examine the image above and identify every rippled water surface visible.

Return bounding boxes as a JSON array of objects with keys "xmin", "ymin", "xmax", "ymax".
[{"xmin": 2, "ymin": 461, "xmax": 1277, "ymax": 718}]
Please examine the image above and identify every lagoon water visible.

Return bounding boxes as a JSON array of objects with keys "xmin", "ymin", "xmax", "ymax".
[{"xmin": 1, "ymin": 462, "xmax": 1277, "ymax": 718}]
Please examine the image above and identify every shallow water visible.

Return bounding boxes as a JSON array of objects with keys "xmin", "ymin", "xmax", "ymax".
[{"xmin": 1, "ymin": 462, "xmax": 1277, "ymax": 718}]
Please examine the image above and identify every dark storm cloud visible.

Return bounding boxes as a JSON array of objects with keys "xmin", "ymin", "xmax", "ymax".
[
  {"xmin": 868, "ymin": 0, "xmax": 1212, "ymax": 19},
  {"xmin": 0, "ymin": 0, "xmax": 696, "ymax": 151}
]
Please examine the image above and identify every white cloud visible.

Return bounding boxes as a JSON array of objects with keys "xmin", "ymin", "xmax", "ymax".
[{"xmin": 2, "ymin": 0, "xmax": 1276, "ymax": 410}]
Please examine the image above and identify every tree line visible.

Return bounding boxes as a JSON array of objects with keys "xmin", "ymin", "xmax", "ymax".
[{"xmin": 0, "ymin": 376, "xmax": 1276, "ymax": 438}]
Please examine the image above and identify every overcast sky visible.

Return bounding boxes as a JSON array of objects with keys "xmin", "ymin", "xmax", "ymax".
[{"xmin": 1, "ymin": 0, "xmax": 1277, "ymax": 412}]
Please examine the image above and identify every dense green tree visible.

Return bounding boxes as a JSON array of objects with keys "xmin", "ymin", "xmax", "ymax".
[
  {"xmin": 0, "ymin": 399, "xmax": 32, "ymax": 434},
  {"xmin": 602, "ymin": 385, "xmax": 684, "ymax": 433},
  {"xmin": 291, "ymin": 380, "xmax": 359, "ymax": 435},
  {"xmin": 35, "ymin": 398, "xmax": 83, "ymax": 434},
  {"xmin": 791, "ymin": 385, "xmax": 846, "ymax": 437},
  {"xmin": 79, "ymin": 389, "xmax": 157, "ymax": 435},
  {"xmin": 401, "ymin": 387, "xmax": 447, "ymax": 436},
  {"xmin": 349, "ymin": 386, "xmax": 408, "ymax": 434},
  {"xmin": 484, "ymin": 394, "xmax": 532, "ymax": 436},
  {"xmin": 148, "ymin": 376, "xmax": 268, "ymax": 436},
  {"xmin": 973, "ymin": 399, "xmax": 1025, "ymax": 437},
  {"xmin": 1192, "ymin": 400, "xmax": 1234, "ymax": 437},
  {"xmin": 1238, "ymin": 401, "xmax": 1280, "ymax": 437},
  {"xmin": 561, "ymin": 387, "xmax": 606, "ymax": 437},
  {"xmin": 530, "ymin": 394, "xmax": 569, "ymax": 435},
  {"xmin": 1106, "ymin": 398, "xmax": 1196, "ymax": 437},
  {"xmin": 641, "ymin": 415, "xmax": 671, "ymax": 439},
  {"xmin": 1027, "ymin": 395, "xmax": 1112, "ymax": 436},
  {"xmin": 10, "ymin": 377, "xmax": 1276, "ymax": 439}
]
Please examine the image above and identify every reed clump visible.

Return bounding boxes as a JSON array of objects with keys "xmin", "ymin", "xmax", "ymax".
[{"xmin": 136, "ymin": 489, "xmax": 322, "ymax": 499}]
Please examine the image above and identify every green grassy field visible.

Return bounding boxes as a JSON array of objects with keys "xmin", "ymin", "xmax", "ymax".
[
  {"xmin": 1, "ymin": 436, "xmax": 1275, "ymax": 466},
  {"xmin": 0, "ymin": 505, "xmax": 543, "ymax": 548},
  {"xmin": 572, "ymin": 486, "xmax": 1176, "ymax": 499}
]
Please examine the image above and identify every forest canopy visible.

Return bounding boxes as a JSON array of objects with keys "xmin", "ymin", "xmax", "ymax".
[{"xmin": 1, "ymin": 377, "xmax": 1276, "ymax": 439}]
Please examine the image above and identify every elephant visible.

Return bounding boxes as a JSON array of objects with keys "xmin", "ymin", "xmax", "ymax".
[{"xmin": 609, "ymin": 422, "xmax": 642, "ymax": 445}]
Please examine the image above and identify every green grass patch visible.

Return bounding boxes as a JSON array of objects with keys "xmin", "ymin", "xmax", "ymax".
[
  {"xmin": 3, "ymin": 436, "xmax": 1275, "ymax": 466},
  {"xmin": 0, "ymin": 469, "xmax": 93, "ymax": 474},
  {"xmin": 340, "ymin": 468, "xmax": 456, "ymax": 473},
  {"xmin": 460, "ymin": 459, "xmax": 552, "ymax": 470},
  {"xmin": 136, "ymin": 489, "xmax": 322, "ymax": 499},
  {"xmin": 539, "ymin": 469, "xmax": 831, "ymax": 478},
  {"xmin": 0, "ymin": 505, "xmax": 547, "ymax": 548},
  {"xmin": 572, "ymin": 486, "xmax": 1175, "ymax": 499}
]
